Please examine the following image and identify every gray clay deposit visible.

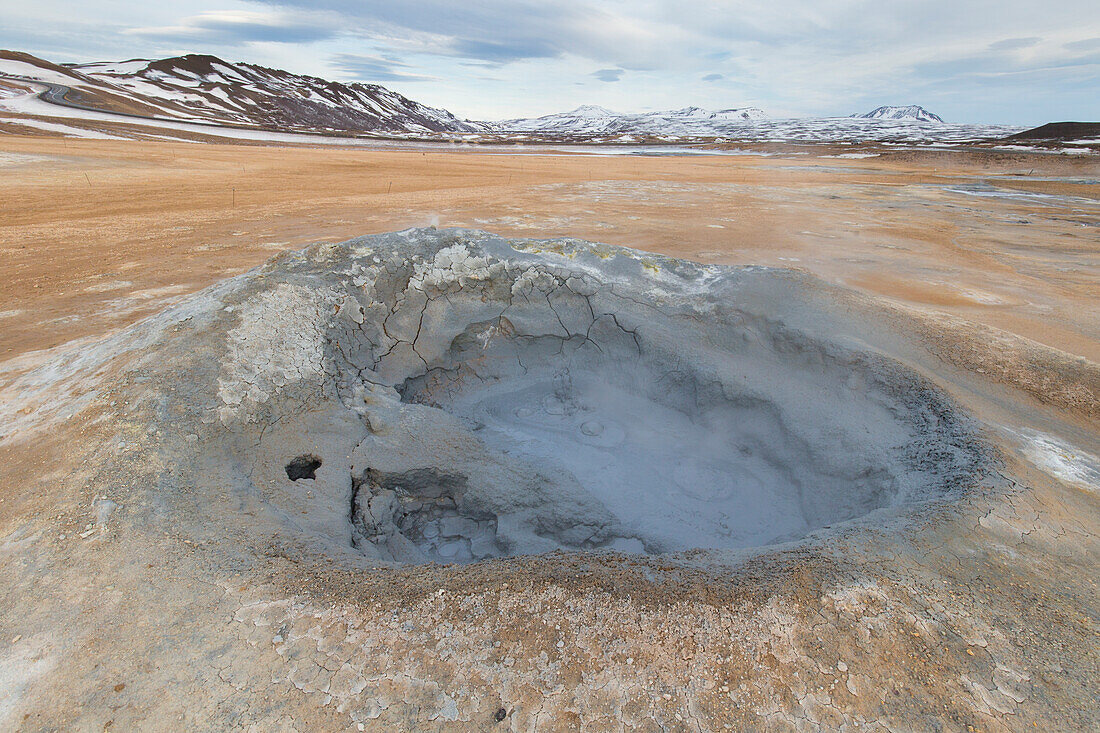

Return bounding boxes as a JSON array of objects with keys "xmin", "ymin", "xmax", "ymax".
[{"xmin": 172, "ymin": 228, "xmax": 989, "ymax": 566}]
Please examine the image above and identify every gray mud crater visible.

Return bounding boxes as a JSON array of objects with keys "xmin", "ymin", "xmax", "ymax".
[
  {"xmin": 10, "ymin": 229, "xmax": 992, "ymax": 569},
  {"xmin": 166, "ymin": 228, "xmax": 990, "ymax": 567},
  {"xmin": 392, "ymin": 322, "xmax": 959, "ymax": 563}
]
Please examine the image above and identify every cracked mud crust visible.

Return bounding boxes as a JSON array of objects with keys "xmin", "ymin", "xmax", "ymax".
[{"xmin": 0, "ymin": 229, "xmax": 1097, "ymax": 731}]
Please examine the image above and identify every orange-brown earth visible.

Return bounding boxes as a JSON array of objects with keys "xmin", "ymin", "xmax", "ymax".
[{"xmin": 1, "ymin": 136, "xmax": 1097, "ymax": 368}]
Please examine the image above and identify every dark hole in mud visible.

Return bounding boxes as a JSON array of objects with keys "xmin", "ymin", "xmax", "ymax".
[
  {"xmin": 351, "ymin": 468, "xmax": 502, "ymax": 564},
  {"xmin": 286, "ymin": 455, "xmax": 322, "ymax": 481}
]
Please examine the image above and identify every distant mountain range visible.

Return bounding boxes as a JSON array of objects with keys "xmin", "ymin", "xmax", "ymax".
[
  {"xmin": 1, "ymin": 50, "xmax": 962, "ymax": 140},
  {"xmin": 492, "ymin": 105, "xmax": 767, "ymax": 136},
  {"xmin": 851, "ymin": 105, "xmax": 944, "ymax": 123}
]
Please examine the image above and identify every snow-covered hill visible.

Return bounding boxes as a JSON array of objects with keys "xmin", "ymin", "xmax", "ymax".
[
  {"xmin": 0, "ymin": 50, "xmax": 485, "ymax": 135},
  {"xmin": 494, "ymin": 105, "xmax": 767, "ymax": 137},
  {"xmin": 852, "ymin": 105, "xmax": 944, "ymax": 123}
]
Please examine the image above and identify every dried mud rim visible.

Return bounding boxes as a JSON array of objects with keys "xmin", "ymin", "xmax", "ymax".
[{"xmin": 268, "ymin": 532, "xmax": 850, "ymax": 611}]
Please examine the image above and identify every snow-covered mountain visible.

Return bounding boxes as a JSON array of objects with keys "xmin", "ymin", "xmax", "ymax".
[
  {"xmin": 494, "ymin": 105, "xmax": 767, "ymax": 137},
  {"xmin": 0, "ymin": 50, "xmax": 485, "ymax": 135},
  {"xmin": 1, "ymin": 50, "xmax": 1021, "ymax": 144},
  {"xmin": 852, "ymin": 105, "xmax": 944, "ymax": 123}
]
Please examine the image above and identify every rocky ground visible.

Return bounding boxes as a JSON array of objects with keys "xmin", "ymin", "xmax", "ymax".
[{"xmin": 0, "ymin": 138, "xmax": 1097, "ymax": 731}]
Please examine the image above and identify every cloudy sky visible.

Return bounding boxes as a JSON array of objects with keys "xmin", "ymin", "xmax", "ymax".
[{"xmin": 3, "ymin": 0, "xmax": 1099, "ymax": 124}]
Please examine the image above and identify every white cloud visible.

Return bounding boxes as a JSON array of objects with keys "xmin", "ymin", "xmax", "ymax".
[
  {"xmin": 2, "ymin": 0, "xmax": 1099, "ymax": 122},
  {"xmin": 125, "ymin": 9, "xmax": 341, "ymax": 44}
]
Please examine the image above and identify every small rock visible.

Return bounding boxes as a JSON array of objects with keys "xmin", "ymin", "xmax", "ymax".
[{"xmin": 93, "ymin": 499, "xmax": 118, "ymax": 527}]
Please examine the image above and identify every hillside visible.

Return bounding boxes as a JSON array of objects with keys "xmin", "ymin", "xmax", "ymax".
[
  {"xmin": 1008, "ymin": 121, "xmax": 1100, "ymax": 141},
  {"xmin": 0, "ymin": 50, "xmax": 483, "ymax": 135},
  {"xmin": 852, "ymin": 105, "xmax": 944, "ymax": 122}
]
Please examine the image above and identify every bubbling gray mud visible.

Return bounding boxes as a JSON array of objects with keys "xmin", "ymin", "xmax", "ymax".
[
  {"xmin": 199, "ymin": 229, "xmax": 990, "ymax": 565},
  {"xmin": 392, "ymin": 316, "xmax": 964, "ymax": 560},
  {"xmin": 413, "ymin": 372, "xmax": 875, "ymax": 554}
]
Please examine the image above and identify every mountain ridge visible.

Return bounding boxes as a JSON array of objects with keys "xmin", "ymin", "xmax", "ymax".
[
  {"xmin": 0, "ymin": 50, "xmax": 485, "ymax": 135},
  {"xmin": 494, "ymin": 104, "xmax": 768, "ymax": 136},
  {"xmin": 852, "ymin": 105, "xmax": 944, "ymax": 123}
]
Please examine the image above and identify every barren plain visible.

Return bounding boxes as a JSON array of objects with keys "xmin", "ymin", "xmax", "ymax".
[
  {"xmin": 0, "ymin": 135, "xmax": 1098, "ymax": 731},
  {"xmin": 1, "ymin": 138, "xmax": 1098, "ymax": 364}
]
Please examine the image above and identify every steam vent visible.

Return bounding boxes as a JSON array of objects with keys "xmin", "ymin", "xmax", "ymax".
[{"xmin": 2, "ymin": 229, "xmax": 1096, "ymax": 730}]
